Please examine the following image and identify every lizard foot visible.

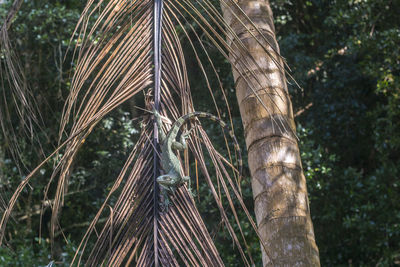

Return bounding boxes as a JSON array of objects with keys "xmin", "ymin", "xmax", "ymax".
[
  {"xmin": 182, "ymin": 127, "xmax": 196, "ymax": 139},
  {"xmin": 182, "ymin": 176, "xmax": 195, "ymax": 197},
  {"xmin": 187, "ymin": 188, "xmax": 196, "ymax": 198}
]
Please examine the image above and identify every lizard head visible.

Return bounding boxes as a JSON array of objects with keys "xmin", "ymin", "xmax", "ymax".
[{"xmin": 157, "ymin": 175, "xmax": 175, "ymax": 186}]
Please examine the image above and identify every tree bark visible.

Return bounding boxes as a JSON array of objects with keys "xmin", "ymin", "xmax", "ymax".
[{"xmin": 221, "ymin": 1, "xmax": 320, "ymax": 266}]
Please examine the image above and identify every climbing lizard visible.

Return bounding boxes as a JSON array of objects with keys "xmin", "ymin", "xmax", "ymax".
[{"xmin": 153, "ymin": 108, "xmax": 243, "ymax": 208}]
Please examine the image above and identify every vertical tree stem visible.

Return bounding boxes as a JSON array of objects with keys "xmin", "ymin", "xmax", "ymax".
[{"xmin": 221, "ymin": 0, "xmax": 320, "ymax": 265}]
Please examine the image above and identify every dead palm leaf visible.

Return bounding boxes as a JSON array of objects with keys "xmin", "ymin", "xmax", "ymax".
[
  {"xmin": 0, "ymin": 0, "xmax": 297, "ymax": 265},
  {"xmin": 0, "ymin": 0, "xmax": 46, "ymax": 172}
]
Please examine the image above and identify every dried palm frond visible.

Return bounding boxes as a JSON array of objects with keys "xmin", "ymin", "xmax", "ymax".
[
  {"xmin": 0, "ymin": 0, "xmax": 45, "ymax": 171},
  {"xmin": 0, "ymin": 0, "xmax": 296, "ymax": 265}
]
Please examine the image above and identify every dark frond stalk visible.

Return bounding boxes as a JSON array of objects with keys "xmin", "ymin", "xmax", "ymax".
[
  {"xmin": 221, "ymin": 0, "xmax": 320, "ymax": 266},
  {"xmin": 153, "ymin": 0, "xmax": 163, "ymax": 265}
]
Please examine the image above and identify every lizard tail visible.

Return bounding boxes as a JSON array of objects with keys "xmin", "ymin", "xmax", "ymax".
[{"xmin": 177, "ymin": 112, "xmax": 243, "ymax": 184}]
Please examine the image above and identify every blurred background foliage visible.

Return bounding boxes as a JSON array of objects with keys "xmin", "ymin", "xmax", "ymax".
[{"xmin": 0, "ymin": 0, "xmax": 399, "ymax": 266}]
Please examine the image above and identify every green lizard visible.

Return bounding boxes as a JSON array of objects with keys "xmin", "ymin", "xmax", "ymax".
[{"xmin": 153, "ymin": 108, "xmax": 243, "ymax": 209}]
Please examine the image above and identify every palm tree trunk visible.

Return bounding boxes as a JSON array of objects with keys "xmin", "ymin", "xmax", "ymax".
[{"xmin": 221, "ymin": 1, "xmax": 320, "ymax": 266}]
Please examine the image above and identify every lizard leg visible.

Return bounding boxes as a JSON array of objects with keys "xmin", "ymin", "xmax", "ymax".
[
  {"xmin": 183, "ymin": 175, "xmax": 190, "ymax": 187},
  {"xmin": 172, "ymin": 134, "xmax": 187, "ymax": 150},
  {"xmin": 183, "ymin": 176, "xmax": 195, "ymax": 197},
  {"xmin": 171, "ymin": 128, "xmax": 195, "ymax": 151}
]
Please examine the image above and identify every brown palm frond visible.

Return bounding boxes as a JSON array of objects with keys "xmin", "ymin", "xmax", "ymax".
[
  {"xmin": 0, "ymin": 0, "xmax": 298, "ymax": 265},
  {"xmin": 0, "ymin": 0, "xmax": 45, "ymax": 171}
]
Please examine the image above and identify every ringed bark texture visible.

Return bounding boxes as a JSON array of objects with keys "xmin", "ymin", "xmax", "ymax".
[{"xmin": 221, "ymin": 1, "xmax": 320, "ymax": 266}]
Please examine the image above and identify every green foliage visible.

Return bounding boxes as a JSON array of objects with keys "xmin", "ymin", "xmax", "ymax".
[
  {"xmin": 0, "ymin": 238, "xmax": 76, "ymax": 267},
  {"xmin": 273, "ymin": 0, "xmax": 400, "ymax": 265}
]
